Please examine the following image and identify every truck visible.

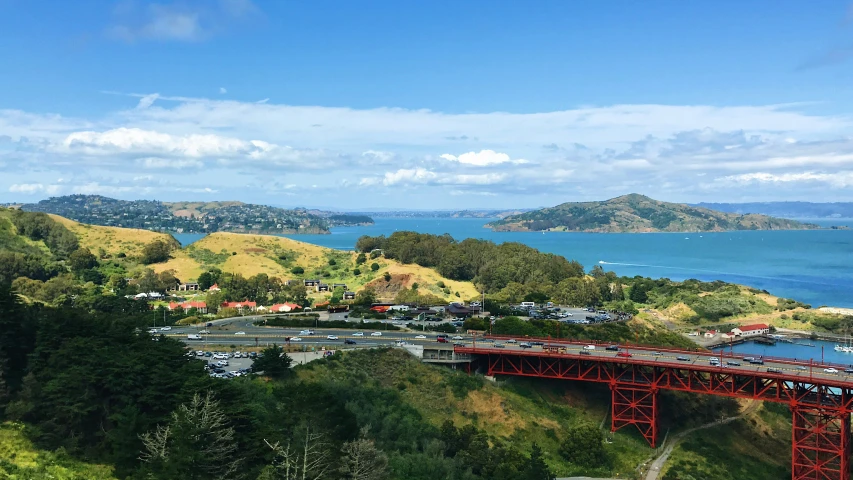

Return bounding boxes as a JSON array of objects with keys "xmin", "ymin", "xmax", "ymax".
[{"xmin": 187, "ymin": 334, "xmax": 202, "ymax": 340}]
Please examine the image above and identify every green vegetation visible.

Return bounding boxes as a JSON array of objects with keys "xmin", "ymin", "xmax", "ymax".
[
  {"xmin": 486, "ymin": 193, "xmax": 817, "ymax": 232},
  {"xmin": 259, "ymin": 317, "xmax": 401, "ymax": 331},
  {"xmin": 186, "ymin": 246, "xmax": 231, "ymax": 266},
  {"xmin": 140, "ymin": 238, "xmax": 178, "ymax": 264},
  {"xmin": 490, "ymin": 316, "xmax": 697, "ymax": 348}
]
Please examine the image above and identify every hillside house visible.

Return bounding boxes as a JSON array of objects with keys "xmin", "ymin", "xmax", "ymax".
[
  {"xmin": 343, "ymin": 291, "xmax": 356, "ymax": 300},
  {"xmin": 221, "ymin": 301, "xmax": 257, "ymax": 313},
  {"xmin": 168, "ymin": 301, "xmax": 208, "ymax": 314},
  {"xmin": 730, "ymin": 323, "xmax": 769, "ymax": 337},
  {"xmin": 704, "ymin": 330, "xmax": 717, "ymax": 338},
  {"xmin": 177, "ymin": 282, "xmax": 200, "ymax": 292},
  {"xmin": 332, "ymin": 283, "xmax": 347, "ymax": 290},
  {"xmin": 208, "ymin": 283, "xmax": 221, "ymax": 292},
  {"xmin": 316, "ymin": 283, "xmax": 330, "ymax": 292},
  {"xmin": 304, "ymin": 279, "xmax": 320, "ymax": 287}
]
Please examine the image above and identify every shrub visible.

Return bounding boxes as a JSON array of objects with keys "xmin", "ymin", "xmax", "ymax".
[
  {"xmin": 291, "ymin": 266, "xmax": 305, "ymax": 275},
  {"xmin": 370, "ymin": 262, "xmax": 380, "ymax": 271}
]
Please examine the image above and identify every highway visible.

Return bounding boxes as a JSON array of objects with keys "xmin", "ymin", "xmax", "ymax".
[{"xmin": 461, "ymin": 337, "xmax": 853, "ymax": 384}]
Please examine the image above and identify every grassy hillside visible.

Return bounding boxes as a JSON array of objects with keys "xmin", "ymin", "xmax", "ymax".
[
  {"xmin": 298, "ymin": 348, "xmax": 790, "ymax": 479},
  {"xmin": 155, "ymin": 232, "xmax": 479, "ymax": 301},
  {"xmin": 487, "ymin": 193, "xmax": 817, "ymax": 233},
  {"xmin": 0, "ymin": 422, "xmax": 117, "ymax": 479},
  {"xmin": 50, "ymin": 214, "xmax": 174, "ymax": 256}
]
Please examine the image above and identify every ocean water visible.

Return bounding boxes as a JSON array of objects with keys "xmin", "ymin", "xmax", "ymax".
[
  {"xmin": 172, "ymin": 217, "xmax": 853, "ymax": 308},
  {"xmin": 713, "ymin": 338, "xmax": 853, "ymax": 366}
]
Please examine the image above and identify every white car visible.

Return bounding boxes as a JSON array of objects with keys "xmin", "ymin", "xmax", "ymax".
[
  {"xmin": 583, "ymin": 345, "xmax": 596, "ymax": 350},
  {"xmin": 327, "ymin": 335, "xmax": 339, "ymax": 340},
  {"xmin": 825, "ymin": 368, "xmax": 839, "ymax": 374},
  {"xmin": 566, "ymin": 313, "xmax": 573, "ymax": 317},
  {"xmin": 290, "ymin": 336, "xmax": 303, "ymax": 342},
  {"xmin": 506, "ymin": 339, "xmax": 517, "ymax": 343},
  {"xmin": 299, "ymin": 330, "xmax": 315, "ymax": 335},
  {"xmin": 160, "ymin": 326, "xmax": 172, "ymax": 331},
  {"xmin": 235, "ymin": 331, "xmax": 246, "ymax": 335},
  {"xmin": 196, "ymin": 350, "xmax": 204, "ymax": 356},
  {"xmin": 199, "ymin": 330, "xmax": 210, "ymax": 334},
  {"xmin": 148, "ymin": 329, "xmax": 158, "ymax": 334},
  {"xmin": 353, "ymin": 332, "xmax": 364, "ymax": 337},
  {"xmin": 415, "ymin": 335, "xmax": 427, "ymax": 339},
  {"xmin": 371, "ymin": 332, "xmax": 382, "ymax": 337},
  {"xmin": 452, "ymin": 335, "xmax": 464, "ymax": 340}
]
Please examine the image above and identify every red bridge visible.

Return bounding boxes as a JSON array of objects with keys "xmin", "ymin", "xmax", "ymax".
[{"xmin": 456, "ymin": 335, "xmax": 853, "ymax": 480}]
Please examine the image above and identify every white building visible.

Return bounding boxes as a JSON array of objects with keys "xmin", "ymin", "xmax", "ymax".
[{"xmin": 730, "ymin": 323, "xmax": 770, "ymax": 337}]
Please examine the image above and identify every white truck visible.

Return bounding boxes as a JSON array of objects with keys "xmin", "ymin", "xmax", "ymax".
[{"xmin": 187, "ymin": 334, "xmax": 202, "ymax": 340}]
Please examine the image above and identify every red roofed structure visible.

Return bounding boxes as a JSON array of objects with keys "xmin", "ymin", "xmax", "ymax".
[
  {"xmin": 730, "ymin": 323, "xmax": 769, "ymax": 337},
  {"xmin": 268, "ymin": 303, "xmax": 302, "ymax": 313},
  {"xmin": 221, "ymin": 301, "xmax": 257, "ymax": 312},
  {"xmin": 168, "ymin": 301, "xmax": 208, "ymax": 314}
]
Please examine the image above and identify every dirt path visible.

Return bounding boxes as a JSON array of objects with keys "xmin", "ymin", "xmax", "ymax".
[{"xmin": 642, "ymin": 401, "xmax": 759, "ymax": 480}]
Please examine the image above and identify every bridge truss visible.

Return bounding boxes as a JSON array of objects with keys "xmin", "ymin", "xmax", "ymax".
[{"xmin": 458, "ymin": 348, "xmax": 853, "ymax": 480}]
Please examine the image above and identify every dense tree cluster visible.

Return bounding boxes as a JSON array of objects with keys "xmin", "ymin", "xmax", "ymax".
[
  {"xmin": 356, "ymin": 232, "xmax": 584, "ymax": 293},
  {"xmin": 10, "ymin": 210, "xmax": 79, "ymax": 258}
]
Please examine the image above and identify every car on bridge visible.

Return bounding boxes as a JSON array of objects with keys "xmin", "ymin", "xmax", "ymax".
[
  {"xmin": 824, "ymin": 368, "xmax": 839, "ymax": 374},
  {"xmin": 605, "ymin": 345, "xmax": 619, "ymax": 351},
  {"xmin": 616, "ymin": 351, "xmax": 632, "ymax": 358},
  {"xmin": 727, "ymin": 361, "xmax": 741, "ymax": 366},
  {"xmin": 583, "ymin": 345, "xmax": 596, "ymax": 350},
  {"xmin": 677, "ymin": 356, "xmax": 689, "ymax": 361}
]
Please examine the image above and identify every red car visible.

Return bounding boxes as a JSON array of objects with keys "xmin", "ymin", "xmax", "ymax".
[
  {"xmin": 437, "ymin": 337, "xmax": 449, "ymax": 343},
  {"xmin": 616, "ymin": 351, "xmax": 632, "ymax": 358}
]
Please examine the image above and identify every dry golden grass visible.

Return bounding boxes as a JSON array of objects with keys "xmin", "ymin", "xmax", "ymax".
[
  {"xmin": 458, "ymin": 390, "xmax": 527, "ymax": 435},
  {"xmin": 51, "ymin": 215, "xmax": 173, "ymax": 256},
  {"xmin": 659, "ymin": 302, "xmax": 698, "ymax": 324}
]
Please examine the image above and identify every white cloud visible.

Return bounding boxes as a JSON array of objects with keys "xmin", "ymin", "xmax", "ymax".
[
  {"xmin": 8, "ymin": 183, "xmax": 62, "ymax": 195},
  {"xmin": 440, "ymin": 150, "xmax": 522, "ymax": 166},
  {"xmin": 376, "ymin": 168, "xmax": 507, "ymax": 187},
  {"xmin": 108, "ymin": 1, "xmax": 260, "ymax": 43},
  {"xmin": 721, "ymin": 171, "xmax": 853, "ymax": 188},
  {"xmin": 219, "ymin": 87, "xmax": 227, "ymax": 94},
  {"xmin": 139, "ymin": 157, "xmax": 204, "ymax": 169},
  {"xmin": 137, "ymin": 94, "xmax": 160, "ymax": 110}
]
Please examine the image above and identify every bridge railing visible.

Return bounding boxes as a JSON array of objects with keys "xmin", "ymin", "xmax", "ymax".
[{"xmin": 476, "ymin": 334, "xmax": 853, "ymax": 370}]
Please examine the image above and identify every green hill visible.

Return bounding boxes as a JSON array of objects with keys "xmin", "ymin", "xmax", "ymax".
[{"xmin": 486, "ymin": 194, "xmax": 818, "ymax": 233}]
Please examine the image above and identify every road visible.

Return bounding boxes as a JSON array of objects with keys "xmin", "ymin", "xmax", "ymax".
[{"xmin": 459, "ymin": 338, "xmax": 853, "ymax": 383}]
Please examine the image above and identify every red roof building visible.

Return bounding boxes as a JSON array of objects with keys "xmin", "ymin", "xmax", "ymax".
[
  {"xmin": 168, "ymin": 301, "xmax": 208, "ymax": 314},
  {"xmin": 730, "ymin": 323, "xmax": 770, "ymax": 337},
  {"xmin": 268, "ymin": 303, "xmax": 302, "ymax": 313},
  {"xmin": 208, "ymin": 283, "xmax": 221, "ymax": 292},
  {"xmin": 221, "ymin": 301, "xmax": 257, "ymax": 311}
]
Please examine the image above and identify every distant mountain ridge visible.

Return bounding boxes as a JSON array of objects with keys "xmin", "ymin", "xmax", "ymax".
[
  {"xmin": 486, "ymin": 194, "xmax": 819, "ymax": 233},
  {"xmin": 18, "ymin": 195, "xmax": 373, "ymax": 234},
  {"xmin": 692, "ymin": 202, "xmax": 853, "ymax": 219},
  {"xmin": 351, "ymin": 209, "xmax": 531, "ymax": 219}
]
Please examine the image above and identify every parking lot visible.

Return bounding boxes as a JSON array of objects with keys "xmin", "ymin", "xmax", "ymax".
[{"xmin": 189, "ymin": 349, "xmax": 256, "ymax": 379}]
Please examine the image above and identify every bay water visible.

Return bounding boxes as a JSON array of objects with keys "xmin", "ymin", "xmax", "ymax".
[{"xmin": 172, "ymin": 217, "xmax": 853, "ymax": 309}]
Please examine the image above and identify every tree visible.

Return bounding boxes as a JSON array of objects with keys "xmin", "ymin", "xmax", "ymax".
[
  {"xmin": 356, "ymin": 253, "xmax": 367, "ymax": 264},
  {"xmin": 328, "ymin": 258, "xmax": 337, "ymax": 266},
  {"xmin": 141, "ymin": 239, "xmax": 173, "ymax": 264},
  {"xmin": 69, "ymin": 247, "xmax": 98, "ymax": 273},
  {"xmin": 253, "ymin": 344, "xmax": 293, "ymax": 379},
  {"xmin": 291, "ymin": 266, "xmax": 305, "ymax": 275},
  {"xmin": 283, "ymin": 283, "xmax": 309, "ymax": 307},
  {"xmin": 354, "ymin": 287, "xmax": 376, "ymax": 306},
  {"xmin": 370, "ymin": 262, "xmax": 380, "ymax": 272},
  {"xmin": 558, "ymin": 423, "xmax": 607, "ymax": 468},
  {"xmin": 523, "ymin": 443, "xmax": 553, "ymax": 480},
  {"xmin": 197, "ymin": 271, "xmax": 216, "ymax": 291},
  {"xmin": 629, "ymin": 282, "xmax": 649, "ymax": 303},
  {"xmin": 338, "ymin": 428, "xmax": 389, "ymax": 480},
  {"xmin": 139, "ymin": 392, "xmax": 242, "ymax": 479},
  {"xmin": 353, "ymin": 268, "xmax": 362, "ymax": 276},
  {"xmin": 264, "ymin": 425, "xmax": 332, "ymax": 480}
]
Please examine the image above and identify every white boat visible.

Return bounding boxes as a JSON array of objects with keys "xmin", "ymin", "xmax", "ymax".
[{"xmin": 836, "ymin": 344, "xmax": 844, "ymax": 352}]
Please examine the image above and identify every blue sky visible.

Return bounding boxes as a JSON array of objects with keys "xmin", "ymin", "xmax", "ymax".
[{"xmin": 2, "ymin": 0, "xmax": 853, "ymax": 209}]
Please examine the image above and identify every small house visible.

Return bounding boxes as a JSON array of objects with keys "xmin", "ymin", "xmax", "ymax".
[
  {"xmin": 316, "ymin": 283, "xmax": 330, "ymax": 292},
  {"xmin": 221, "ymin": 300, "xmax": 257, "ymax": 312},
  {"xmin": 177, "ymin": 282, "xmax": 200, "ymax": 292},
  {"xmin": 332, "ymin": 283, "xmax": 347, "ymax": 290},
  {"xmin": 704, "ymin": 330, "xmax": 717, "ymax": 339},
  {"xmin": 304, "ymin": 279, "xmax": 320, "ymax": 287},
  {"xmin": 343, "ymin": 291, "xmax": 356, "ymax": 300},
  {"xmin": 208, "ymin": 283, "xmax": 221, "ymax": 292},
  {"xmin": 731, "ymin": 323, "xmax": 770, "ymax": 337}
]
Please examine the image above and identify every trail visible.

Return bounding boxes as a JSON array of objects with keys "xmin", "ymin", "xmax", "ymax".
[{"xmin": 642, "ymin": 401, "xmax": 759, "ymax": 480}]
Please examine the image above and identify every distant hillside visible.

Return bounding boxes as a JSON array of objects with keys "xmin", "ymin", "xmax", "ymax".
[
  {"xmin": 354, "ymin": 209, "xmax": 531, "ymax": 219},
  {"xmin": 486, "ymin": 194, "xmax": 819, "ymax": 233},
  {"xmin": 693, "ymin": 201, "xmax": 853, "ymax": 219},
  {"xmin": 20, "ymin": 195, "xmax": 373, "ymax": 234}
]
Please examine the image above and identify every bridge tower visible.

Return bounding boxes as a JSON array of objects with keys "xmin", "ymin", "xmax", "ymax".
[
  {"xmin": 610, "ymin": 384, "xmax": 658, "ymax": 448},
  {"xmin": 791, "ymin": 406, "xmax": 850, "ymax": 480}
]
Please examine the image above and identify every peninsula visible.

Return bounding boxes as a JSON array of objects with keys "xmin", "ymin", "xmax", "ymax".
[
  {"xmin": 16, "ymin": 195, "xmax": 373, "ymax": 235},
  {"xmin": 486, "ymin": 193, "xmax": 819, "ymax": 233}
]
